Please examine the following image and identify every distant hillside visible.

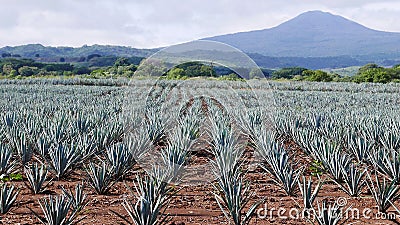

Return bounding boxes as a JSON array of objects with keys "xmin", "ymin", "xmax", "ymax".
[
  {"xmin": 248, "ymin": 53, "xmax": 365, "ymax": 70},
  {"xmin": 205, "ymin": 11, "xmax": 400, "ymax": 59},
  {"xmin": 0, "ymin": 44, "xmax": 156, "ymax": 59},
  {"xmin": 0, "ymin": 43, "xmax": 373, "ymax": 70}
]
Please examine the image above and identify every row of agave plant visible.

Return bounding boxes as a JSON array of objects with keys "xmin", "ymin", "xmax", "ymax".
[
  {"xmin": 235, "ymin": 101, "xmax": 400, "ymax": 224},
  {"xmin": 2, "ymin": 78, "xmax": 400, "ymax": 224},
  {"xmin": 0, "ymin": 81, "xmax": 209, "ymax": 225},
  {"xmin": 207, "ymin": 102, "xmax": 263, "ymax": 225}
]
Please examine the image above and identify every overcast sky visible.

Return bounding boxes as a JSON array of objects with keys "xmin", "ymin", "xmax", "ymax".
[{"xmin": 1, "ymin": 0, "xmax": 400, "ymax": 48}]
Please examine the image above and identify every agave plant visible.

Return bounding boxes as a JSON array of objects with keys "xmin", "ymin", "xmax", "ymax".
[
  {"xmin": 145, "ymin": 108, "xmax": 166, "ymax": 144},
  {"xmin": 10, "ymin": 131, "xmax": 33, "ymax": 166},
  {"xmin": 76, "ymin": 134, "xmax": 97, "ymax": 162},
  {"xmin": 308, "ymin": 137, "xmax": 334, "ymax": 160},
  {"xmin": 319, "ymin": 122, "xmax": 346, "ymax": 147},
  {"xmin": 30, "ymin": 194, "xmax": 83, "ymax": 225},
  {"xmin": 322, "ymin": 151, "xmax": 352, "ymax": 183},
  {"xmin": 313, "ymin": 200, "xmax": 346, "ymax": 225},
  {"xmin": 212, "ymin": 140, "xmax": 243, "ymax": 179},
  {"xmin": 24, "ymin": 163, "xmax": 51, "ymax": 194},
  {"xmin": 0, "ymin": 144, "xmax": 16, "ymax": 176},
  {"xmin": 380, "ymin": 130, "xmax": 400, "ymax": 152},
  {"xmin": 44, "ymin": 115, "xmax": 68, "ymax": 144},
  {"xmin": 237, "ymin": 109, "xmax": 264, "ymax": 143},
  {"xmin": 299, "ymin": 176, "xmax": 323, "ymax": 210},
  {"xmin": 208, "ymin": 114, "xmax": 234, "ymax": 148},
  {"xmin": 93, "ymin": 127, "xmax": 111, "ymax": 152},
  {"xmin": 210, "ymin": 131, "xmax": 260, "ymax": 224},
  {"xmin": 253, "ymin": 129, "xmax": 277, "ymax": 160},
  {"xmin": 126, "ymin": 128, "xmax": 151, "ymax": 161},
  {"xmin": 106, "ymin": 143, "xmax": 135, "ymax": 179},
  {"xmin": 347, "ymin": 133, "xmax": 373, "ymax": 163},
  {"xmin": 61, "ymin": 183, "xmax": 88, "ymax": 214},
  {"xmin": 112, "ymin": 172, "xmax": 172, "ymax": 225},
  {"xmin": 0, "ymin": 183, "xmax": 19, "ymax": 214},
  {"xmin": 161, "ymin": 141, "xmax": 190, "ymax": 181},
  {"xmin": 292, "ymin": 128, "xmax": 318, "ymax": 155},
  {"xmin": 368, "ymin": 148, "xmax": 400, "ymax": 183},
  {"xmin": 213, "ymin": 174, "xmax": 263, "ymax": 225},
  {"xmin": 36, "ymin": 136, "xmax": 52, "ymax": 159},
  {"xmin": 210, "ymin": 122, "xmax": 262, "ymax": 225},
  {"xmin": 210, "ymin": 119, "xmax": 243, "ymax": 179},
  {"xmin": 335, "ymin": 164, "xmax": 367, "ymax": 197},
  {"xmin": 176, "ymin": 113, "xmax": 202, "ymax": 140},
  {"xmin": 73, "ymin": 113, "xmax": 92, "ymax": 134},
  {"xmin": 47, "ymin": 142, "xmax": 82, "ymax": 180},
  {"xmin": 86, "ymin": 161, "xmax": 116, "ymax": 195},
  {"xmin": 3, "ymin": 112, "xmax": 17, "ymax": 128},
  {"xmin": 106, "ymin": 122, "xmax": 126, "ymax": 146},
  {"xmin": 367, "ymin": 172, "xmax": 400, "ymax": 213},
  {"xmin": 258, "ymin": 143, "xmax": 303, "ymax": 196},
  {"xmin": 211, "ymin": 135, "xmax": 261, "ymax": 225},
  {"xmin": 363, "ymin": 120, "xmax": 383, "ymax": 145}
]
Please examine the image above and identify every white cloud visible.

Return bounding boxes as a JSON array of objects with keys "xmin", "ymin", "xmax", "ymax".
[{"xmin": 0, "ymin": 0, "xmax": 399, "ymax": 48}]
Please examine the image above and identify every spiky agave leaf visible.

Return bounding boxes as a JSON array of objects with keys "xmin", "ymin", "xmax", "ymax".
[
  {"xmin": 61, "ymin": 183, "xmax": 88, "ymax": 214},
  {"xmin": 112, "ymin": 173, "xmax": 172, "ymax": 225},
  {"xmin": 47, "ymin": 142, "xmax": 82, "ymax": 180},
  {"xmin": 106, "ymin": 143, "xmax": 135, "ymax": 179},
  {"xmin": 313, "ymin": 200, "xmax": 347, "ymax": 225},
  {"xmin": 298, "ymin": 176, "xmax": 323, "ymax": 210},
  {"xmin": 212, "ymin": 166, "xmax": 263, "ymax": 225},
  {"xmin": 259, "ymin": 144, "xmax": 303, "ymax": 196},
  {"xmin": 347, "ymin": 134, "xmax": 373, "ymax": 163},
  {"xmin": 24, "ymin": 163, "xmax": 52, "ymax": 194},
  {"xmin": 335, "ymin": 164, "xmax": 366, "ymax": 197},
  {"xmin": 368, "ymin": 148, "xmax": 400, "ymax": 183},
  {"xmin": 30, "ymin": 194, "xmax": 83, "ymax": 225},
  {"xmin": 126, "ymin": 127, "xmax": 151, "ymax": 161},
  {"xmin": 0, "ymin": 183, "xmax": 19, "ymax": 214},
  {"xmin": 366, "ymin": 172, "xmax": 400, "ymax": 213},
  {"xmin": 0, "ymin": 144, "xmax": 16, "ymax": 176},
  {"xmin": 85, "ymin": 161, "xmax": 116, "ymax": 195}
]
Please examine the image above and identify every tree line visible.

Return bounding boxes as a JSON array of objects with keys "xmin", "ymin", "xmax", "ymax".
[
  {"xmin": 271, "ymin": 64, "xmax": 400, "ymax": 83},
  {"xmin": 2, "ymin": 56, "xmax": 400, "ymax": 83}
]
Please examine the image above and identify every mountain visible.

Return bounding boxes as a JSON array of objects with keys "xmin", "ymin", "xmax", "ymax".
[
  {"xmin": 205, "ymin": 11, "xmax": 400, "ymax": 58},
  {"xmin": 2, "ymin": 11, "xmax": 400, "ymax": 69}
]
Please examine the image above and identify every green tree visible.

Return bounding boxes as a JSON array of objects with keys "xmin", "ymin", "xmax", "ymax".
[
  {"xmin": 73, "ymin": 67, "xmax": 91, "ymax": 75},
  {"xmin": 356, "ymin": 63, "xmax": 382, "ymax": 76},
  {"xmin": 272, "ymin": 67, "xmax": 307, "ymax": 79},
  {"xmin": 114, "ymin": 57, "xmax": 130, "ymax": 67},
  {"xmin": 218, "ymin": 73, "xmax": 244, "ymax": 81},
  {"xmin": 305, "ymin": 70, "xmax": 333, "ymax": 82},
  {"xmin": 18, "ymin": 66, "xmax": 37, "ymax": 76},
  {"xmin": 9, "ymin": 69, "xmax": 18, "ymax": 77},
  {"xmin": 352, "ymin": 67, "xmax": 391, "ymax": 83},
  {"xmin": 372, "ymin": 70, "xmax": 391, "ymax": 83},
  {"xmin": 175, "ymin": 62, "xmax": 216, "ymax": 77},
  {"xmin": 135, "ymin": 59, "xmax": 167, "ymax": 77},
  {"xmin": 2, "ymin": 64, "xmax": 13, "ymax": 75},
  {"xmin": 166, "ymin": 68, "xmax": 186, "ymax": 79},
  {"xmin": 301, "ymin": 70, "xmax": 314, "ymax": 77}
]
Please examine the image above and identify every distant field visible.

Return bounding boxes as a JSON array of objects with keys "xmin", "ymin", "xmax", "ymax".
[{"xmin": 322, "ymin": 66, "xmax": 361, "ymax": 77}]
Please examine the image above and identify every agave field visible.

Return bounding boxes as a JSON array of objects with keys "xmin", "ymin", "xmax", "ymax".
[{"xmin": 1, "ymin": 78, "xmax": 400, "ymax": 224}]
